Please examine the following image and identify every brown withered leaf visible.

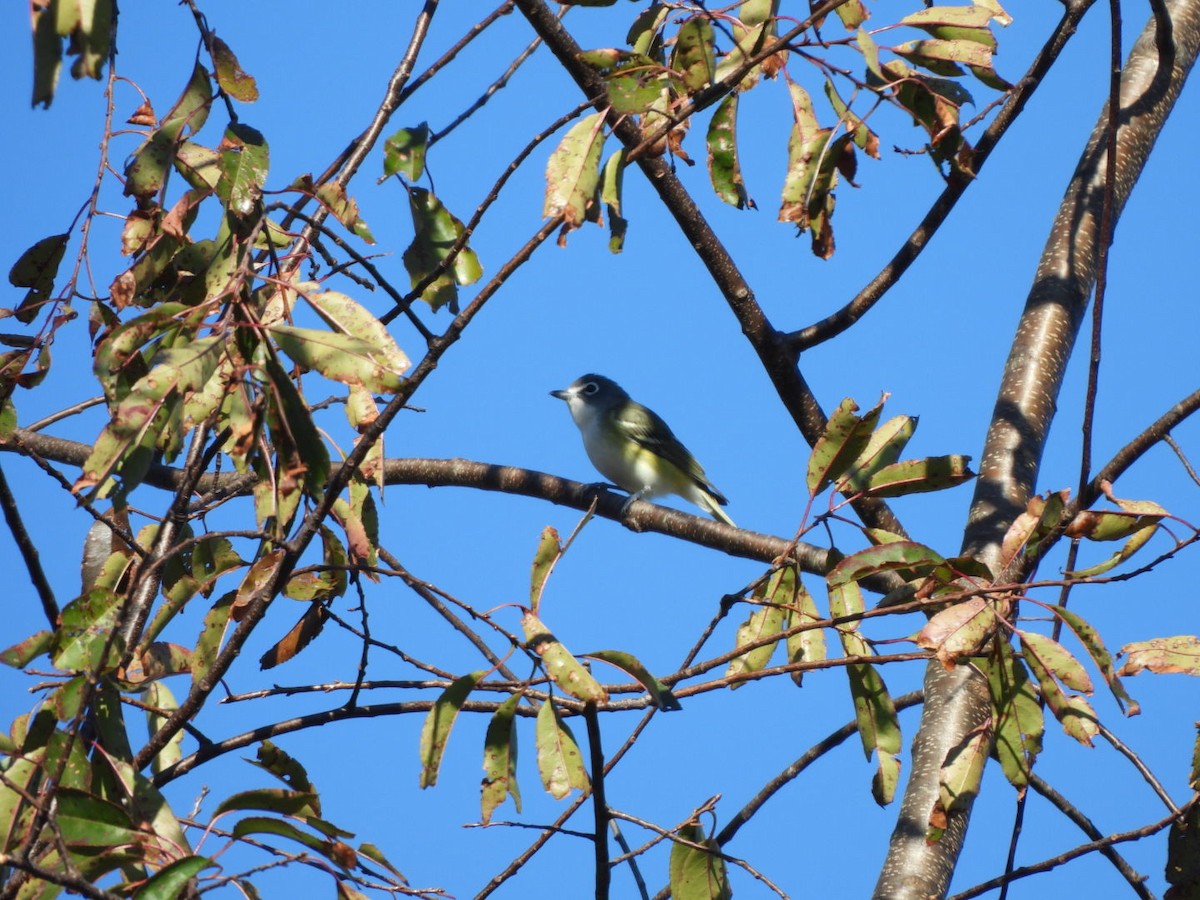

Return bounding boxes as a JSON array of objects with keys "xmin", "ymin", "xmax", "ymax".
[
  {"xmin": 127, "ymin": 100, "xmax": 157, "ymax": 127},
  {"xmin": 259, "ymin": 601, "xmax": 328, "ymax": 669}
]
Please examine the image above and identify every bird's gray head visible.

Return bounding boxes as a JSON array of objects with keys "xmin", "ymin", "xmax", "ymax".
[{"xmin": 550, "ymin": 374, "xmax": 629, "ymax": 420}]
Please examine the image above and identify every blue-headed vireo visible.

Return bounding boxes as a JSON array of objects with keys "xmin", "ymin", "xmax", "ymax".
[{"xmin": 551, "ymin": 374, "xmax": 735, "ymax": 527}]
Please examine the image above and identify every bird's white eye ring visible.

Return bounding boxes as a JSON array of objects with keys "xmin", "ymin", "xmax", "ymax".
[{"xmin": 582, "ymin": 382, "xmax": 599, "ymax": 395}]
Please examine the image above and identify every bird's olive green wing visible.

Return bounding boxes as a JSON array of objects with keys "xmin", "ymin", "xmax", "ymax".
[{"xmin": 614, "ymin": 402, "xmax": 728, "ymax": 504}]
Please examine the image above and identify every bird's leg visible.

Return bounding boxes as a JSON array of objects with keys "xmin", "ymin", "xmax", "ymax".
[{"xmin": 619, "ymin": 488, "xmax": 649, "ymax": 517}]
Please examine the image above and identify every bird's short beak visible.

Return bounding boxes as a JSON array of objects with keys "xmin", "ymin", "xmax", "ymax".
[{"xmin": 550, "ymin": 389, "xmax": 569, "ymax": 401}]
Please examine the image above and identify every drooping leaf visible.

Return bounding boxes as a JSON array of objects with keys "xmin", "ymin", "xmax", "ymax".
[
  {"xmin": 269, "ymin": 325, "xmax": 406, "ymax": 395},
  {"xmin": 8, "ymin": 233, "xmax": 69, "ymax": 324},
  {"xmin": 544, "ymin": 113, "xmax": 606, "ymax": 233},
  {"xmin": 670, "ymin": 16, "xmax": 716, "ymax": 93},
  {"xmin": 481, "ymin": 692, "xmax": 523, "ymax": 824},
  {"xmin": 669, "ymin": 823, "xmax": 732, "ymax": 900},
  {"xmin": 706, "ymin": 94, "xmax": 754, "ymax": 209},
  {"xmin": 211, "ymin": 36, "xmax": 259, "ymax": 102},
  {"xmin": 316, "ymin": 182, "xmax": 375, "ymax": 244},
  {"xmin": 529, "ymin": 526, "xmax": 561, "ymax": 611},
  {"xmin": 534, "ymin": 699, "xmax": 589, "ymax": 799},
  {"xmin": 402, "ymin": 187, "xmax": 483, "ymax": 311},
  {"xmin": 1050, "ymin": 605, "xmax": 1138, "ymax": 714},
  {"xmin": 418, "ymin": 671, "xmax": 484, "ymax": 788}
]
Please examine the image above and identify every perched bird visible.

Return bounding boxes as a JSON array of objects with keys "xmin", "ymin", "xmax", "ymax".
[{"xmin": 551, "ymin": 374, "xmax": 735, "ymax": 527}]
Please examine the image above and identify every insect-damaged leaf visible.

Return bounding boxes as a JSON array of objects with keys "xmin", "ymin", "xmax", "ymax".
[
  {"xmin": 217, "ymin": 123, "xmax": 269, "ymax": 218},
  {"xmin": 707, "ymin": 94, "xmax": 754, "ymax": 209},
  {"xmin": 535, "ymin": 699, "xmax": 589, "ymax": 799},
  {"xmin": 481, "ymin": 693, "xmax": 522, "ymax": 824},
  {"xmin": 522, "ymin": 611, "xmax": 608, "ymax": 703},
  {"xmin": 807, "ymin": 395, "xmax": 886, "ymax": 495},
  {"xmin": 1118, "ymin": 636, "xmax": 1200, "ymax": 677},
  {"xmin": 544, "ymin": 113, "xmax": 606, "ymax": 229},
  {"xmin": 211, "ymin": 36, "xmax": 259, "ymax": 102},
  {"xmin": 983, "ymin": 640, "xmax": 1043, "ymax": 788},
  {"xmin": 529, "ymin": 526, "xmax": 561, "ymax": 612},
  {"xmin": 419, "ymin": 671, "xmax": 485, "ymax": 788},
  {"xmin": 669, "ymin": 16, "xmax": 716, "ymax": 93},
  {"xmin": 268, "ymin": 324, "xmax": 407, "ymax": 395}
]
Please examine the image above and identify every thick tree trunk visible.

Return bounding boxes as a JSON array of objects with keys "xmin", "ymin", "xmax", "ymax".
[{"xmin": 874, "ymin": 2, "xmax": 1200, "ymax": 897}]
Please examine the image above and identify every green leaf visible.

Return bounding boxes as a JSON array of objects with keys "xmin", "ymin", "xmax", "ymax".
[
  {"xmin": 529, "ymin": 526, "xmax": 561, "ymax": 610},
  {"xmin": 828, "ymin": 541, "xmax": 946, "ymax": 588},
  {"xmin": 669, "ymin": 824, "xmax": 732, "ymax": 900},
  {"xmin": 56, "ymin": 787, "xmax": 141, "ymax": 849},
  {"xmin": 161, "ymin": 61, "xmax": 213, "ymax": 141},
  {"xmin": 670, "ymin": 16, "xmax": 715, "ymax": 92},
  {"xmin": 192, "ymin": 589, "xmax": 236, "ymax": 690},
  {"xmin": 726, "ymin": 590, "xmax": 786, "ymax": 686},
  {"xmin": 8, "ymin": 233, "xmax": 69, "ymax": 324},
  {"xmin": 627, "ymin": 3, "xmax": 669, "ymax": 58},
  {"xmin": 52, "ymin": 588, "xmax": 124, "ymax": 671},
  {"xmin": 248, "ymin": 740, "xmax": 316, "ymax": 797},
  {"xmin": 984, "ymin": 640, "xmax": 1043, "ymax": 787},
  {"xmin": 31, "ymin": 2, "xmax": 62, "ymax": 108},
  {"xmin": 939, "ymin": 723, "xmax": 988, "ymax": 813},
  {"xmin": 1021, "ymin": 631, "xmax": 1093, "ymax": 746},
  {"xmin": 298, "ymin": 285, "xmax": 410, "ymax": 379},
  {"xmin": 580, "ymin": 50, "xmax": 671, "ymax": 114},
  {"xmin": 418, "ymin": 671, "xmax": 485, "ymax": 788},
  {"xmin": 217, "ymin": 123, "xmax": 270, "ymax": 217},
  {"xmin": 1050, "ymin": 605, "xmax": 1138, "ymax": 715},
  {"xmin": 174, "ymin": 141, "xmax": 222, "ymax": 191},
  {"xmin": 535, "ymin": 700, "xmax": 589, "ymax": 799},
  {"xmin": 838, "ymin": 415, "xmax": 916, "ymax": 492},
  {"xmin": 847, "ymin": 660, "xmax": 901, "ymax": 763},
  {"xmin": 215, "ymin": 788, "xmax": 321, "ymax": 818},
  {"xmin": 786, "ymin": 576, "xmax": 826, "ymax": 687},
  {"xmin": 522, "ymin": 612, "xmax": 608, "ymax": 703},
  {"xmin": 706, "ymin": 94, "xmax": 754, "ymax": 209},
  {"xmin": 211, "ymin": 36, "xmax": 259, "ymax": 102},
  {"xmin": 901, "ymin": 5, "xmax": 1001, "ymax": 28},
  {"xmin": 402, "ymin": 187, "xmax": 483, "ymax": 311},
  {"xmin": 269, "ymin": 324, "xmax": 406, "ymax": 394},
  {"xmin": 916, "ymin": 598, "xmax": 996, "ymax": 667},
  {"xmin": 543, "ymin": 113, "xmax": 606, "ymax": 228},
  {"xmin": 1, "ymin": 630, "xmax": 54, "ymax": 667},
  {"xmin": 384, "ymin": 123, "xmax": 429, "ymax": 180},
  {"xmin": 142, "ymin": 680, "xmax": 184, "ymax": 775},
  {"xmin": 600, "ymin": 149, "xmax": 628, "ymax": 253},
  {"xmin": 862, "ymin": 455, "xmax": 975, "ymax": 497},
  {"xmin": 1020, "ymin": 631, "xmax": 1093, "ymax": 694},
  {"xmin": 806, "ymin": 396, "xmax": 885, "ymax": 495},
  {"xmin": 137, "ymin": 856, "xmax": 217, "ymax": 900},
  {"xmin": 481, "ymin": 693, "xmax": 522, "ymax": 824},
  {"xmin": 581, "ymin": 649, "xmax": 682, "ymax": 711}
]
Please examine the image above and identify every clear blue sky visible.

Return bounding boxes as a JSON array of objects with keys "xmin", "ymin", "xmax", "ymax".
[{"xmin": 2, "ymin": 3, "xmax": 1198, "ymax": 897}]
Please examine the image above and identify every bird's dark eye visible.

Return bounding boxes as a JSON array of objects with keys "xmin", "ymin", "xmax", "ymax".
[{"xmin": 582, "ymin": 382, "xmax": 598, "ymax": 395}]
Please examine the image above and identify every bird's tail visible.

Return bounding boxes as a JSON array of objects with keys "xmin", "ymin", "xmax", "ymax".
[{"xmin": 697, "ymin": 491, "xmax": 736, "ymax": 528}]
